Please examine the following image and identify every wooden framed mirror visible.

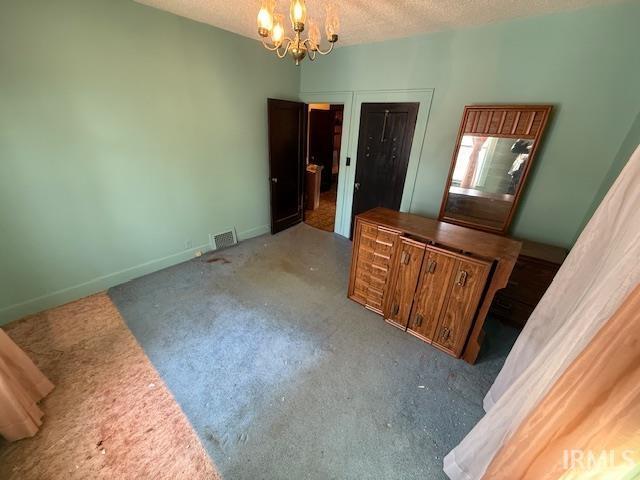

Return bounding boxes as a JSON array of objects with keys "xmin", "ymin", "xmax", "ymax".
[{"xmin": 439, "ymin": 105, "xmax": 552, "ymax": 234}]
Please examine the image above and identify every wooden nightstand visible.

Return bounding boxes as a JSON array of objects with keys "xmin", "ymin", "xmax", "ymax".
[{"xmin": 490, "ymin": 239, "xmax": 567, "ymax": 328}]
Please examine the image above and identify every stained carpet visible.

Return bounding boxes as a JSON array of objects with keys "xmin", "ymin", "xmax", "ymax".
[
  {"xmin": 0, "ymin": 293, "xmax": 219, "ymax": 480},
  {"xmin": 109, "ymin": 223, "xmax": 519, "ymax": 480}
]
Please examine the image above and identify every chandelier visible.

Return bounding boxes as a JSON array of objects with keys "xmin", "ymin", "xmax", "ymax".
[{"xmin": 256, "ymin": 0, "xmax": 340, "ymax": 65}]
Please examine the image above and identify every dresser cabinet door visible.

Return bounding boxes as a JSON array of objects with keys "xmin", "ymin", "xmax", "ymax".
[
  {"xmin": 407, "ymin": 247, "xmax": 457, "ymax": 342},
  {"xmin": 384, "ymin": 238, "xmax": 426, "ymax": 329},
  {"xmin": 432, "ymin": 258, "xmax": 490, "ymax": 356},
  {"xmin": 348, "ymin": 220, "xmax": 400, "ymax": 314}
]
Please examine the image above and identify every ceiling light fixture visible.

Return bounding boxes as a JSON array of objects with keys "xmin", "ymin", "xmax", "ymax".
[{"xmin": 257, "ymin": 0, "xmax": 339, "ymax": 65}]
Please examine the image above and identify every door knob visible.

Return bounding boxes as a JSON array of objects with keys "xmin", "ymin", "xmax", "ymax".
[
  {"xmin": 354, "ymin": 182, "xmax": 360, "ymax": 191},
  {"xmin": 271, "ymin": 177, "xmax": 278, "ymax": 183}
]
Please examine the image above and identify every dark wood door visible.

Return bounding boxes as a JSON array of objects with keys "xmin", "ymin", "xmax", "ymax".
[
  {"xmin": 351, "ymin": 103, "xmax": 419, "ymax": 233},
  {"xmin": 308, "ymin": 109, "xmax": 334, "ymax": 191},
  {"xmin": 268, "ymin": 99, "xmax": 307, "ymax": 233}
]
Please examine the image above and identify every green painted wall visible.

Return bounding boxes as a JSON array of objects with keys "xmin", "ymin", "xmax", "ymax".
[
  {"xmin": 301, "ymin": 1, "xmax": 640, "ymax": 248},
  {"xmin": 581, "ymin": 108, "xmax": 640, "ymax": 236},
  {"xmin": 2, "ymin": 0, "xmax": 638, "ymax": 324},
  {"xmin": 0, "ymin": 0, "xmax": 299, "ymax": 323}
]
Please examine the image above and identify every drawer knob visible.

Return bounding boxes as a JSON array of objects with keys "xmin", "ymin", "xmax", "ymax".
[
  {"xmin": 427, "ymin": 259, "xmax": 437, "ymax": 273},
  {"xmin": 441, "ymin": 327, "xmax": 451, "ymax": 341}
]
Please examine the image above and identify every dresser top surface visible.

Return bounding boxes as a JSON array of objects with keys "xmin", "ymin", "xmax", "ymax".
[
  {"xmin": 357, "ymin": 208, "xmax": 522, "ymax": 261},
  {"xmin": 518, "ymin": 239, "xmax": 568, "ymax": 265}
]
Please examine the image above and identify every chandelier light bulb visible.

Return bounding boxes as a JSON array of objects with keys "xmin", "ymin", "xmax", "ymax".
[
  {"xmin": 257, "ymin": 6, "xmax": 273, "ymax": 37},
  {"xmin": 271, "ymin": 14, "xmax": 285, "ymax": 46},
  {"xmin": 325, "ymin": 4, "xmax": 340, "ymax": 42},
  {"xmin": 308, "ymin": 20, "xmax": 320, "ymax": 51},
  {"xmin": 290, "ymin": 0, "xmax": 307, "ymax": 32}
]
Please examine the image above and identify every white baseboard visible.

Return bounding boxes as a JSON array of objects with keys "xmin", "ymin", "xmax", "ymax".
[
  {"xmin": 0, "ymin": 224, "xmax": 271, "ymax": 325},
  {"xmin": 237, "ymin": 224, "xmax": 270, "ymax": 240}
]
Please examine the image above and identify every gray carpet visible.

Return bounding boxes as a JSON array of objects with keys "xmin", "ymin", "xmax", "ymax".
[{"xmin": 109, "ymin": 223, "xmax": 518, "ymax": 480}]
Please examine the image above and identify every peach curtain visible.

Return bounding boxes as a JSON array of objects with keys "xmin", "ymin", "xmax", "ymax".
[
  {"xmin": 0, "ymin": 329, "xmax": 54, "ymax": 442},
  {"xmin": 483, "ymin": 284, "xmax": 640, "ymax": 479},
  {"xmin": 444, "ymin": 144, "xmax": 640, "ymax": 479}
]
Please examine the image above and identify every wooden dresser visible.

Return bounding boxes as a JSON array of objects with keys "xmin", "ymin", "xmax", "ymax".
[
  {"xmin": 348, "ymin": 208, "xmax": 522, "ymax": 364},
  {"xmin": 490, "ymin": 240, "xmax": 567, "ymax": 328}
]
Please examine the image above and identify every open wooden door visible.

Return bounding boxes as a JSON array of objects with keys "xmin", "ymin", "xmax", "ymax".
[{"xmin": 267, "ymin": 99, "xmax": 307, "ymax": 234}]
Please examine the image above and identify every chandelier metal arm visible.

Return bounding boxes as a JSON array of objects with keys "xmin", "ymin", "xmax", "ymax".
[
  {"xmin": 302, "ymin": 38, "xmax": 316, "ymax": 61},
  {"xmin": 275, "ymin": 39, "xmax": 292, "ymax": 59},
  {"xmin": 261, "ymin": 38, "xmax": 280, "ymax": 51},
  {"xmin": 261, "ymin": 37, "xmax": 294, "ymax": 58},
  {"xmin": 314, "ymin": 41, "xmax": 335, "ymax": 56},
  {"xmin": 302, "ymin": 38, "xmax": 336, "ymax": 58}
]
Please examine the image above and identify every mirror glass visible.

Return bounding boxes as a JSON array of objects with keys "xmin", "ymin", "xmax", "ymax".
[{"xmin": 443, "ymin": 135, "xmax": 534, "ymax": 230}]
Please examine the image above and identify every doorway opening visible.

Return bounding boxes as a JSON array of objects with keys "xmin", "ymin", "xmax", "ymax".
[{"xmin": 304, "ymin": 103, "xmax": 344, "ymax": 232}]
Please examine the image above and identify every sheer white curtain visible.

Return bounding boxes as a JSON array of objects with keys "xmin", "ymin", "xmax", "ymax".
[{"xmin": 444, "ymin": 144, "xmax": 640, "ymax": 479}]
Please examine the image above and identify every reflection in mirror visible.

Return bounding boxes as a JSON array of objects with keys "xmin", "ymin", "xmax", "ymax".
[
  {"xmin": 439, "ymin": 105, "xmax": 552, "ymax": 233},
  {"xmin": 444, "ymin": 135, "xmax": 534, "ymax": 230}
]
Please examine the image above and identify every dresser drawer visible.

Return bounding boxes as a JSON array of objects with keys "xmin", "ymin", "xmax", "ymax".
[
  {"xmin": 511, "ymin": 256, "xmax": 559, "ymax": 287},
  {"xmin": 500, "ymin": 257, "xmax": 559, "ymax": 305},
  {"xmin": 490, "ymin": 294, "xmax": 535, "ymax": 328}
]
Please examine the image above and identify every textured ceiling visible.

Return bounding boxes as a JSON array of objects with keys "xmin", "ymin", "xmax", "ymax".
[{"xmin": 135, "ymin": 0, "xmax": 620, "ymax": 46}]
